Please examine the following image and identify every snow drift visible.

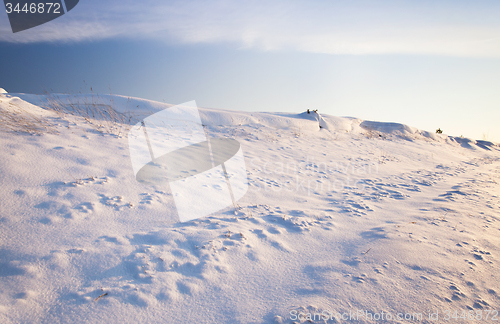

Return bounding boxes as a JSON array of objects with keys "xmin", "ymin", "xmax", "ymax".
[{"xmin": 0, "ymin": 92, "xmax": 499, "ymax": 324}]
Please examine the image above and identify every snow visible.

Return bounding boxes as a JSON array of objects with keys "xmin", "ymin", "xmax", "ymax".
[{"xmin": 1, "ymin": 92, "xmax": 499, "ymax": 323}]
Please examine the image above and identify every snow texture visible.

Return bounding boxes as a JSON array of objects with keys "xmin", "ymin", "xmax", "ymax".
[{"xmin": 1, "ymin": 92, "xmax": 499, "ymax": 323}]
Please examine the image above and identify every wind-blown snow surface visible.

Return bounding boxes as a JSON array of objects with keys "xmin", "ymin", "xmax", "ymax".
[{"xmin": 1, "ymin": 93, "xmax": 499, "ymax": 324}]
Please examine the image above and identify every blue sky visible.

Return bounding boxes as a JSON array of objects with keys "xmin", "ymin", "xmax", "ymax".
[{"xmin": 1, "ymin": 0, "xmax": 499, "ymax": 141}]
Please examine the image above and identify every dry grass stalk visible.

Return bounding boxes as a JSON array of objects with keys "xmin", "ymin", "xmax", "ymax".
[
  {"xmin": 94, "ymin": 292, "xmax": 108, "ymax": 302},
  {"xmin": 0, "ymin": 100, "xmax": 58, "ymax": 135},
  {"xmin": 42, "ymin": 92, "xmax": 130, "ymax": 136}
]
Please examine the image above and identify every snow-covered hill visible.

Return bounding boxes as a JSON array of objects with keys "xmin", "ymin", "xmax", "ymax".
[{"xmin": 1, "ymin": 92, "xmax": 499, "ymax": 323}]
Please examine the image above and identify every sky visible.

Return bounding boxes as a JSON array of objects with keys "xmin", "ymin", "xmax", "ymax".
[{"xmin": 1, "ymin": 0, "xmax": 499, "ymax": 141}]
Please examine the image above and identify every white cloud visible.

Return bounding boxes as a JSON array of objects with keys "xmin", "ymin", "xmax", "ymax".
[{"xmin": 1, "ymin": 0, "xmax": 500, "ymax": 57}]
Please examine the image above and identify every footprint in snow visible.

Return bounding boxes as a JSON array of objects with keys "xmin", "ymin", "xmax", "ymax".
[
  {"xmin": 360, "ymin": 227, "xmax": 388, "ymax": 240},
  {"xmin": 252, "ymin": 229, "xmax": 267, "ymax": 239}
]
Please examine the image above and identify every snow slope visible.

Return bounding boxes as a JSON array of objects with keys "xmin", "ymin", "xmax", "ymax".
[{"xmin": 1, "ymin": 93, "xmax": 499, "ymax": 323}]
